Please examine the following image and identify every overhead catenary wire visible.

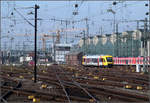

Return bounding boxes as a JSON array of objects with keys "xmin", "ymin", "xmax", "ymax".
[
  {"xmin": 88, "ymin": 1, "xmax": 143, "ymax": 20},
  {"xmin": 14, "ymin": 8, "xmax": 35, "ymax": 28}
]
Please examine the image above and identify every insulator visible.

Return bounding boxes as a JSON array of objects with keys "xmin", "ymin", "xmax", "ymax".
[
  {"xmin": 11, "ymin": 12, "xmax": 13, "ymax": 15},
  {"xmin": 73, "ymin": 11, "xmax": 78, "ymax": 15},
  {"xmin": 74, "ymin": 4, "xmax": 78, "ymax": 8},
  {"xmin": 113, "ymin": 2, "xmax": 117, "ymax": 5},
  {"xmin": 146, "ymin": 12, "xmax": 149, "ymax": 15},
  {"xmin": 145, "ymin": 4, "xmax": 148, "ymax": 6}
]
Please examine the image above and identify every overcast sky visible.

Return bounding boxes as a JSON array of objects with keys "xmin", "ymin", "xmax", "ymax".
[{"xmin": 1, "ymin": 1, "xmax": 149, "ymax": 50}]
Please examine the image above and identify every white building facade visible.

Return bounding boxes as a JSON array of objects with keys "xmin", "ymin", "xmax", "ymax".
[{"xmin": 54, "ymin": 43, "xmax": 72, "ymax": 64}]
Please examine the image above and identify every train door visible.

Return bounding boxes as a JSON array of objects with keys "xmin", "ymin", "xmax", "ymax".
[
  {"xmin": 116, "ymin": 58, "xmax": 118, "ymax": 64},
  {"xmin": 148, "ymin": 57, "xmax": 150, "ymax": 65},
  {"xmin": 87, "ymin": 58, "xmax": 91, "ymax": 65},
  {"xmin": 103, "ymin": 57, "xmax": 107, "ymax": 66},
  {"xmin": 85, "ymin": 58, "xmax": 90, "ymax": 65},
  {"xmin": 82, "ymin": 58, "xmax": 85, "ymax": 65},
  {"xmin": 99, "ymin": 57, "xmax": 103, "ymax": 66},
  {"xmin": 132, "ymin": 58, "xmax": 136, "ymax": 65},
  {"xmin": 136, "ymin": 57, "xmax": 139, "ymax": 64},
  {"xmin": 113, "ymin": 57, "xmax": 116, "ymax": 64},
  {"xmin": 126, "ymin": 58, "xmax": 128, "ymax": 65},
  {"xmin": 98, "ymin": 58, "xmax": 99, "ymax": 66},
  {"xmin": 92, "ymin": 58, "xmax": 98, "ymax": 66},
  {"xmin": 122, "ymin": 58, "xmax": 125, "ymax": 65}
]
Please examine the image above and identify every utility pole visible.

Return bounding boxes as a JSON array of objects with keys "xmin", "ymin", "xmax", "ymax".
[
  {"xmin": 52, "ymin": 33, "xmax": 56, "ymax": 63},
  {"xmin": 83, "ymin": 30, "xmax": 86, "ymax": 55},
  {"xmin": 0, "ymin": 26, "xmax": 1, "ymax": 64},
  {"xmin": 65, "ymin": 20, "xmax": 68, "ymax": 43},
  {"xmin": 0, "ymin": 0, "xmax": 1, "ymax": 64},
  {"xmin": 34, "ymin": 4, "xmax": 39, "ymax": 83},
  {"xmin": 113, "ymin": 13, "xmax": 116, "ymax": 34},
  {"xmin": 116, "ymin": 23, "xmax": 119, "ymax": 57},
  {"xmin": 100, "ymin": 26, "xmax": 103, "ymax": 35},
  {"xmin": 10, "ymin": 37, "xmax": 14, "ymax": 51},
  {"xmin": 137, "ymin": 21, "xmax": 139, "ymax": 30},
  {"xmin": 85, "ymin": 18, "xmax": 89, "ymax": 37},
  {"xmin": 143, "ymin": 18, "xmax": 148, "ymax": 72},
  {"xmin": 131, "ymin": 32, "xmax": 133, "ymax": 57},
  {"xmin": 149, "ymin": 0, "xmax": 150, "ymax": 30}
]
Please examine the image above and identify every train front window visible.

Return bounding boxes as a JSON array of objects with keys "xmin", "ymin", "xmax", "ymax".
[
  {"xmin": 107, "ymin": 57, "xmax": 112, "ymax": 62},
  {"xmin": 83, "ymin": 58, "xmax": 85, "ymax": 62}
]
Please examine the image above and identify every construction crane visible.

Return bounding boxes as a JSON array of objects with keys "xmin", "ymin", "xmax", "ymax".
[
  {"xmin": 48, "ymin": 28, "xmax": 86, "ymax": 43},
  {"xmin": 41, "ymin": 28, "xmax": 86, "ymax": 52},
  {"xmin": 40, "ymin": 34, "xmax": 58, "ymax": 52},
  {"xmin": 15, "ymin": 28, "xmax": 85, "ymax": 52},
  {"xmin": 41, "ymin": 28, "xmax": 85, "ymax": 52}
]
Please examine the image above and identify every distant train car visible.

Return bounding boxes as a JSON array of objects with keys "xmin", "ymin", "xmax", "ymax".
[
  {"xmin": 113, "ymin": 57, "xmax": 150, "ymax": 65},
  {"xmin": 82, "ymin": 55, "xmax": 113, "ymax": 67}
]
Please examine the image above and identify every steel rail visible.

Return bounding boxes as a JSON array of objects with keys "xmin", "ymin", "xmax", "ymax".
[
  {"xmin": 1, "ymin": 86, "xmax": 89, "ymax": 102},
  {"xmin": 0, "ymin": 81, "xmax": 22, "ymax": 102},
  {"xmin": 61, "ymin": 80, "xmax": 149, "ymax": 102},
  {"xmin": 53, "ymin": 67, "xmax": 71, "ymax": 103},
  {"xmin": 55, "ymin": 66, "xmax": 98, "ymax": 102}
]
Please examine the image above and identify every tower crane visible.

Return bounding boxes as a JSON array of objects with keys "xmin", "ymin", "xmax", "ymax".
[
  {"xmin": 41, "ymin": 28, "xmax": 85, "ymax": 52},
  {"xmin": 15, "ymin": 28, "xmax": 85, "ymax": 52},
  {"xmin": 40, "ymin": 34, "xmax": 58, "ymax": 52}
]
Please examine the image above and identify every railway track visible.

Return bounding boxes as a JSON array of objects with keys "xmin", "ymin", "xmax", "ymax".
[
  {"xmin": 0, "ymin": 65, "xmax": 149, "ymax": 102},
  {"xmin": 55, "ymin": 65, "xmax": 149, "ymax": 102},
  {"xmin": 60, "ymin": 65, "xmax": 149, "ymax": 88},
  {"xmin": 51, "ymin": 65, "xmax": 99, "ymax": 102},
  {"xmin": 0, "ymin": 79, "xmax": 22, "ymax": 103}
]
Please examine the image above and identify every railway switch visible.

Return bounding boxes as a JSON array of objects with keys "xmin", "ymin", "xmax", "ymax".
[
  {"xmin": 108, "ymin": 96, "xmax": 112, "ymax": 100},
  {"xmin": 126, "ymin": 69, "xmax": 129, "ymax": 72},
  {"xmin": 88, "ymin": 73, "xmax": 92, "ymax": 76},
  {"xmin": 41, "ymin": 84, "xmax": 47, "ymax": 89},
  {"xmin": 93, "ymin": 76, "xmax": 99, "ymax": 79},
  {"xmin": 11, "ymin": 67, "xmax": 13, "ymax": 72},
  {"xmin": 42, "ymin": 70, "xmax": 46, "ymax": 73},
  {"xmin": 19, "ymin": 75, "xmax": 24, "ymax": 79},
  {"xmin": 89, "ymin": 98, "xmax": 94, "ymax": 102},
  {"xmin": 32, "ymin": 77, "xmax": 35, "ymax": 81},
  {"xmin": 102, "ymin": 78, "xmax": 107, "ymax": 81},
  {"xmin": 140, "ymin": 72, "xmax": 144, "ymax": 75},
  {"xmin": 75, "ymin": 73, "xmax": 79, "ymax": 77},
  {"xmin": 28, "ymin": 72, "xmax": 31, "ymax": 74},
  {"xmin": 132, "ymin": 69, "xmax": 135, "ymax": 72},
  {"xmin": 28, "ymin": 95, "xmax": 34, "ymax": 99},
  {"xmin": 125, "ymin": 85, "xmax": 132, "ymax": 89},
  {"xmin": 136, "ymin": 86, "xmax": 143, "ymax": 90},
  {"xmin": 33, "ymin": 98, "xmax": 40, "ymax": 102}
]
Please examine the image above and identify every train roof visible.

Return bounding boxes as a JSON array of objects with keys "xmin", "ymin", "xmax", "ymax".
[{"xmin": 83, "ymin": 55, "xmax": 112, "ymax": 58}]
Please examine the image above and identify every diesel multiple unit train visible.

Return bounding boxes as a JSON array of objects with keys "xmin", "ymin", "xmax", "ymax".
[
  {"xmin": 82, "ymin": 55, "xmax": 113, "ymax": 67},
  {"xmin": 25, "ymin": 54, "xmax": 150, "ymax": 67},
  {"xmin": 82, "ymin": 55, "xmax": 150, "ymax": 67}
]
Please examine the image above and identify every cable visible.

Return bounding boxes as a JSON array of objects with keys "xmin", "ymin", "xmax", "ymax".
[{"xmin": 14, "ymin": 8, "xmax": 35, "ymax": 28}]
